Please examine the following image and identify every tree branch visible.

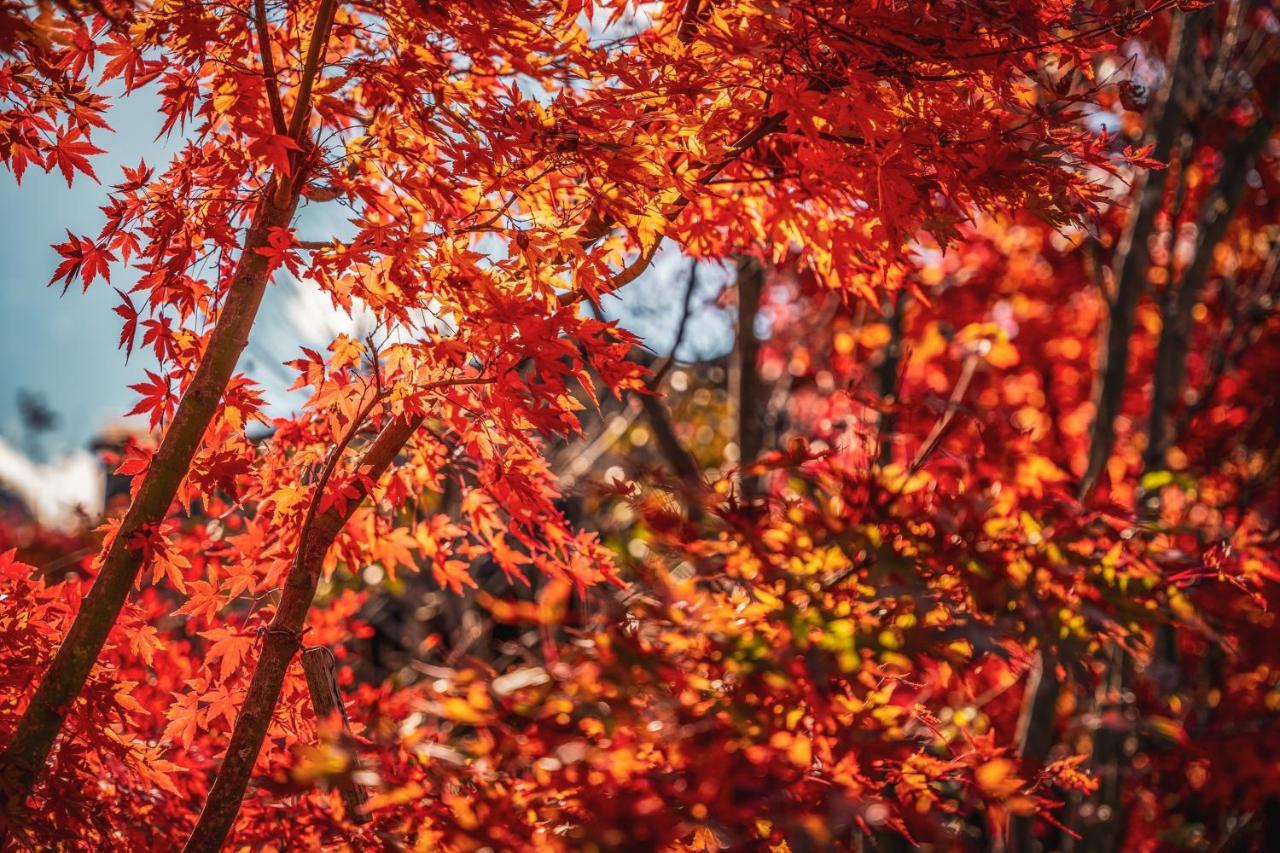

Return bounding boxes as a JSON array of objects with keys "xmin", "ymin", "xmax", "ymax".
[
  {"xmin": 299, "ymin": 647, "xmax": 369, "ymax": 824},
  {"xmin": 676, "ymin": 0, "xmax": 703, "ymax": 44},
  {"xmin": 287, "ymin": 0, "xmax": 339, "ymax": 144},
  {"xmin": 183, "ymin": 373, "xmax": 491, "ymax": 850},
  {"xmin": 559, "ymin": 110, "xmax": 788, "ymax": 307},
  {"xmin": 254, "ymin": 0, "xmax": 288, "ymax": 136}
]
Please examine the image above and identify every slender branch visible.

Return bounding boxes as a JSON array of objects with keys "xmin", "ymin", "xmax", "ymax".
[
  {"xmin": 908, "ymin": 354, "xmax": 978, "ymax": 474},
  {"xmin": 182, "ymin": 375, "xmax": 491, "ymax": 850},
  {"xmin": 1208, "ymin": 0, "xmax": 1246, "ymax": 96},
  {"xmin": 287, "ymin": 0, "xmax": 339, "ymax": 144},
  {"xmin": 676, "ymin": 0, "xmax": 703, "ymax": 44},
  {"xmin": 297, "ymin": 239, "xmax": 334, "ymax": 250},
  {"xmin": 566, "ymin": 272, "xmax": 701, "ymax": 496},
  {"xmin": 557, "ymin": 228, "xmax": 664, "ymax": 308},
  {"xmin": 559, "ymin": 110, "xmax": 788, "ymax": 307},
  {"xmin": 254, "ymin": 0, "xmax": 288, "ymax": 135},
  {"xmin": 296, "ymin": 386, "xmax": 385, "ymax": 565},
  {"xmin": 640, "ymin": 265, "xmax": 704, "ymax": 501},
  {"xmin": 649, "ymin": 260, "xmax": 699, "ymax": 388}
]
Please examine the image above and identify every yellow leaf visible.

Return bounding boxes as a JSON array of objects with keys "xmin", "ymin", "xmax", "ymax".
[{"xmin": 976, "ymin": 758, "xmax": 1023, "ymax": 799}]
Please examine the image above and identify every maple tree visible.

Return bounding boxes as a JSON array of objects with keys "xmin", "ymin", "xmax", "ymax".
[{"xmin": 1, "ymin": 0, "xmax": 1278, "ymax": 850}]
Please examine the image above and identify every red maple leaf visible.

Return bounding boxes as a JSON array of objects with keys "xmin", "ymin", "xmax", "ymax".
[{"xmin": 49, "ymin": 128, "xmax": 105, "ymax": 186}]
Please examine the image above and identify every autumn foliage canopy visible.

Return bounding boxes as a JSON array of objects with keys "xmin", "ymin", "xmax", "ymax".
[{"xmin": 1, "ymin": 0, "xmax": 1278, "ymax": 850}]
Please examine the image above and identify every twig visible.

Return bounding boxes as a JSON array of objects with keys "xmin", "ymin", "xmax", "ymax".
[{"xmin": 908, "ymin": 354, "xmax": 977, "ymax": 474}]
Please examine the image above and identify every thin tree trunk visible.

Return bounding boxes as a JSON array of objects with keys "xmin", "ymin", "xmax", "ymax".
[
  {"xmin": 1010, "ymin": 652, "xmax": 1063, "ymax": 852},
  {"xmin": 732, "ymin": 256, "xmax": 765, "ymax": 496},
  {"xmin": 1017, "ymin": 658, "xmax": 1063, "ymax": 764},
  {"xmin": 0, "ymin": 2, "xmax": 338, "ymax": 824},
  {"xmin": 1066, "ymin": 646, "xmax": 1136, "ymax": 853},
  {"xmin": 1080, "ymin": 9, "xmax": 1205, "ymax": 495},
  {"xmin": 183, "ymin": 411, "xmax": 422, "ymax": 853},
  {"xmin": 300, "ymin": 647, "xmax": 369, "ymax": 824},
  {"xmin": 1, "ymin": 162, "xmax": 303, "ymax": 822},
  {"xmin": 1004, "ymin": 15, "xmax": 1205, "ymax": 847},
  {"xmin": 1142, "ymin": 91, "xmax": 1277, "ymax": 482},
  {"xmin": 1138, "ymin": 87, "xmax": 1275, "ymax": 704},
  {"xmin": 877, "ymin": 291, "xmax": 905, "ymax": 466}
]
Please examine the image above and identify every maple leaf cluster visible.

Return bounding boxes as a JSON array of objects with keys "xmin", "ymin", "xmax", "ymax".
[{"xmin": 3, "ymin": 0, "xmax": 1280, "ymax": 851}]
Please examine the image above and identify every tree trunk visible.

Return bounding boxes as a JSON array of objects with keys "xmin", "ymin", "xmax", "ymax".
[
  {"xmin": 1005, "ymin": 14, "xmax": 1205, "ymax": 847},
  {"xmin": 1010, "ymin": 652, "xmax": 1063, "ymax": 852},
  {"xmin": 1142, "ymin": 91, "xmax": 1277, "ymax": 483},
  {"xmin": 300, "ymin": 647, "xmax": 369, "ymax": 824},
  {"xmin": 0, "ymin": 181, "xmax": 302, "ymax": 818},
  {"xmin": 0, "ymin": 1, "xmax": 337, "ymax": 823},
  {"xmin": 183, "ymin": 412, "xmax": 422, "ymax": 853},
  {"xmin": 732, "ymin": 256, "xmax": 765, "ymax": 496},
  {"xmin": 1066, "ymin": 647, "xmax": 1136, "ymax": 853},
  {"xmin": 1080, "ymin": 9, "xmax": 1205, "ymax": 495},
  {"xmin": 877, "ymin": 291, "xmax": 905, "ymax": 465}
]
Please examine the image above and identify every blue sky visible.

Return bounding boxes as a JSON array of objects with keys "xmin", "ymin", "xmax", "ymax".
[
  {"xmin": 0, "ymin": 87, "xmax": 175, "ymax": 456},
  {"xmin": 0, "ymin": 86, "xmax": 353, "ymax": 456}
]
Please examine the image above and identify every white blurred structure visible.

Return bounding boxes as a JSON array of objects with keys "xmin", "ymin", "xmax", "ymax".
[{"xmin": 0, "ymin": 437, "xmax": 103, "ymax": 529}]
